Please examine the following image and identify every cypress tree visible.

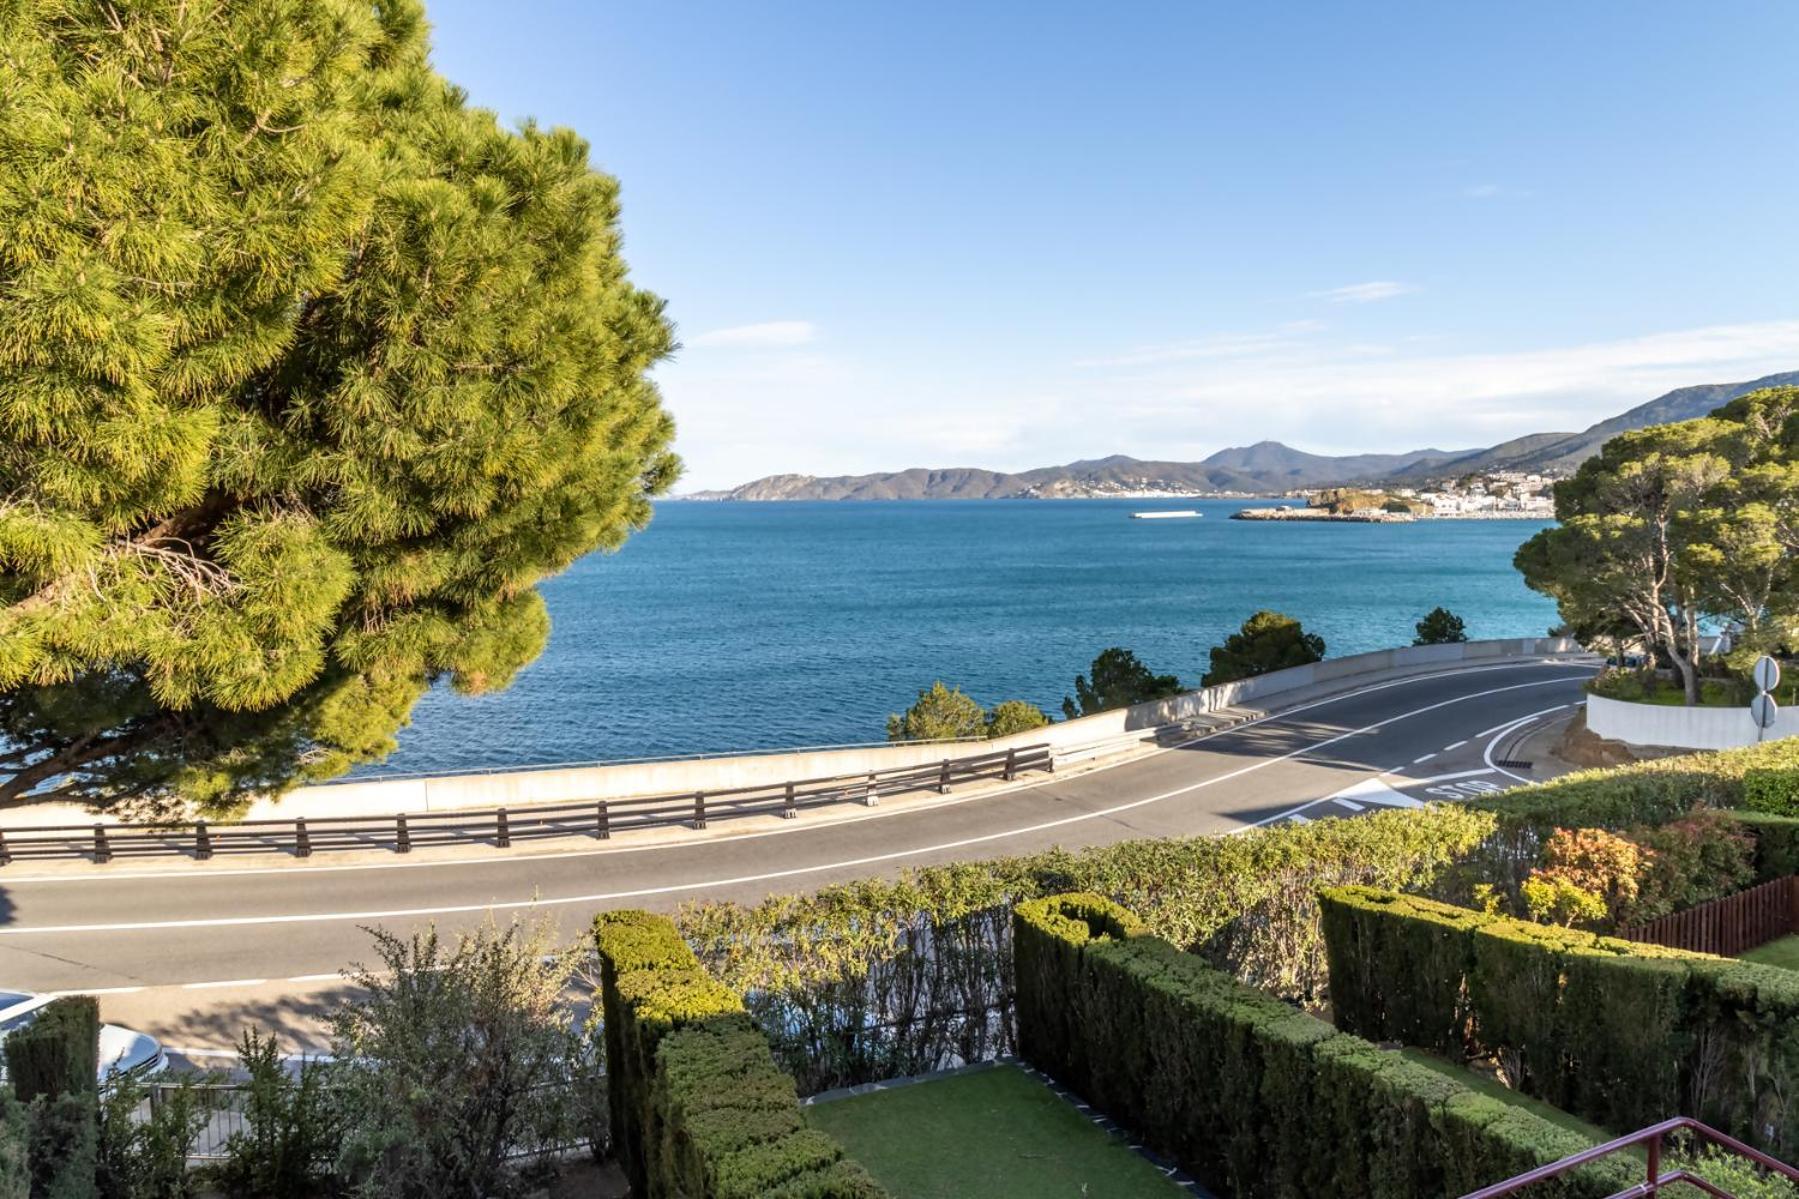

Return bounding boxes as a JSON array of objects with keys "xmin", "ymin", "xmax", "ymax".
[{"xmin": 0, "ymin": 0, "xmax": 677, "ymax": 810}]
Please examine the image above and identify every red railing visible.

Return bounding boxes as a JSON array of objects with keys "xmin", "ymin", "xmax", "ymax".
[
  {"xmin": 1617, "ymin": 876, "xmax": 1799, "ymax": 957},
  {"xmin": 1460, "ymin": 1116, "xmax": 1799, "ymax": 1198}
]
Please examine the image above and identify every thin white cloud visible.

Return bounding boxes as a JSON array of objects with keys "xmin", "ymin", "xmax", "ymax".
[
  {"xmin": 1464, "ymin": 183, "xmax": 1502, "ymax": 199},
  {"xmin": 688, "ymin": 320, "xmax": 819, "ymax": 349},
  {"xmin": 1309, "ymin": 281, "xmax": 1420, "ymax": 304}
]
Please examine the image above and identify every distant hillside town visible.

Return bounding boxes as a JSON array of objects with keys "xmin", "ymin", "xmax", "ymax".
[{"xmin": 1240, "ymin": 472, "xmax": 1557, "ymax": 522}]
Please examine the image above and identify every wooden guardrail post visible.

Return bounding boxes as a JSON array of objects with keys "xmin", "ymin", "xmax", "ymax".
[
  {"xmin": 395, "ymin": 813, "xmax": 411, "ymax": 854},
  {"xmin": 784, "ymin": 782, "xmax": 797, "ymax": 818},
  {"xmin": 596, "ymin": 801, "xmax": 610, "ymax": 840},
  {"xmin": 939, "ymin": 760, "xmax": 952, "ymax": 793},
  {"xmin": 195, "ymin": 820, "xmax": 212, "ymax": 861},
  {"xmin": 1003, "ymin": 748, "xmax": 1018, "ymax": 782},
  {"xmin": 496, "ymin": 807, "xmax": 511, "ymax": 848},
  {"xmin": 295, "ymin": 817, "xmax": 311, "ymax": 858},
  {"xmin": 93, "ymin": 823, "xmax": 111, "ymax": 864},
  {"xmin": 693, "ymin": 792, "xmax": 707, "ymax": 830},
  {"xmin": 864, "ymin": 772, "xmax": 878, "ymax": 806}
]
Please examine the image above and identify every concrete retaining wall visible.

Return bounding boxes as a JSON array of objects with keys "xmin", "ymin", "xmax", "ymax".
[
  {"xmin": 11, "ymin": 637, "xmax": 1582, "ymax": 826},
  {"xmin": 1585, "ymin": 692, "xmax": 1799, "ymax": 750}
]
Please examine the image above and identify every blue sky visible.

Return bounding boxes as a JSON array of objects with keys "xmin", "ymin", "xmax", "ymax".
[{"xmin": 426, "ymin": 2, "xmax": 1799, "ymax": 490}]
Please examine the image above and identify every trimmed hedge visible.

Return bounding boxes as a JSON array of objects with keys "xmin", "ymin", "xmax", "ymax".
[
  {"xmin": 592, "ymin": 910, "xmax": 887, "ymax": 1199},
  {"xmin": 1014, "ymin": 893, "xmax": 1636, "ymax": 1199},
  {"xmin": 1473, "ymin": 738, "xmax": 1799, "ymax": 831},
  {"xmin": 1319, "ymin": 886, "xmax": 1799, "ymax": 1154},
  {"xmin": 2, "ymin": 996, "xmax": 98, "ymax": 1103},
  {"xmin": 1732, "ymin": 811, "xmax": 1799, "ymax": 881}
]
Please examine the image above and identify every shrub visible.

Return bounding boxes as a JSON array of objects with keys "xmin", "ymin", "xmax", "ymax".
[
  {"xmin": 984, "ymin": 699, "xmax": 1051, "ymax": 738},
  {"xmin": 0, "ymin": 1093, "xmax": 26, "ymax": 1199},
  {"xmin": 4, "ymin": 996, "xmax": 99, "ymax": 1103},
  {"xmin": 97, "ymin": 1072, "xmax": 217, "ymax": 1199},
  {"xmin": 593, "ymin": 911, "xmax": 887, "ymax": 1199},
  {"xmin": 884, "ymin": 682, "xmax": 984, "ymax": 743},
  {"xmin": 1745, "ymin": 767, "xmax": 1799, "ymax": 817},
  {"xmin": 1732, "ymin": 811, "xmax": 1799, "ymax": 880},
  {"xmin": 1201, "ymin": 610, "xmax": 1325, "ymax": 687},
  {"xmin": 1062, "ymin": 647, "xmax": 1182, "ymax": 718},
  {"xmin": 208, "ymin": 1032, "xmax": 342, "ymax": 1199},
  {"xmin": 1014, "ymin": 892, "xmax": 1635, "ymax": 1199},
  {"xmin": 1629, "ymin": 809, "xmax": 1757, "ymax": 923},
  {"xmin": 27, "ymin": 1093, "xmax": 98, "ymax": 1199},
  {"xmin": 1318, "ymin": 886, "xmax": 1799, "ymax": 1154},
  {"xmin": 329, "ymin": 921, "xmax": 589, "ymax": 1199},
  {"xmin": 1415, "ymin": 606, "xmax": 1468, "ymax": 645}
]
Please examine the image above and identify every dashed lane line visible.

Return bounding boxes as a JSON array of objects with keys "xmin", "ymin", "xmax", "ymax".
[
  {"xmin": 0, "ymin": 675, "xmax": 1594, "ymax": 937},
  {"xmin": 1444, "ymin": 740, "xmax": 1468, "ymax": 751}
]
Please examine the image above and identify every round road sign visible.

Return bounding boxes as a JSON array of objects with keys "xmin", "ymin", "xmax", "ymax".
[
  {"xmin": 1754, "ymin": 655, "xmax": 1782, "ymax": 695},
  {"xmin": 1751, "ymin": 692, "xmax": 1779, "ymax": 730}
]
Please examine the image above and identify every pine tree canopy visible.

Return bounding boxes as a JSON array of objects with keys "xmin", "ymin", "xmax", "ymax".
[{"xmin": 0, "ymin": 0, "xmax": 678, "ymax": 812}]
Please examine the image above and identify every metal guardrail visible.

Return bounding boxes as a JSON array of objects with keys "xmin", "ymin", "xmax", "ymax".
[
  {"xmin": 1459, "ymin": 1116, "xmax": 1799, "ymax": 1198},
  {"xmin": 0, "ymin": 743, "xmax": 1053, "ymax": 866}
]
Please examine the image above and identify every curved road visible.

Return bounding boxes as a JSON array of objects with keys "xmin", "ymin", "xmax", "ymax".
[{"xmin": 0, "ymin": 658, "xmax": 1592, "ymax": 1050}]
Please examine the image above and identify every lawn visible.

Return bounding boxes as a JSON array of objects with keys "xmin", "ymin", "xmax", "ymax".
[
  {"xmin": 1743, "ymin": 935, "xmax": 1799, "ymax": 972},
  {"xmin": 805, "ymin": 1063, "xmax": 1186, "ymax": 1199}
]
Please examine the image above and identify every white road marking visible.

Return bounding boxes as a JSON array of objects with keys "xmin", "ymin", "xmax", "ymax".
[
  {"xmin": 1413, "ymin": 753, "xmax": 1437, "ymax": 764},
  {"xmin": 1398, "ymin": 768, "xmax": 1496, "ymax": 787},
  {"xmin": 0, "ymin": 660, "xmax": 1594, "ymax": 887},
  {"xmin": 1443, "ymin": 740, "xmax": 1468, "ymax": 751},
  {"xmin": 1481, "ymin": 703, "xmax": 1570, "ymax": 782},
  {"xmin": 0, "ymin": 675, "xmax": 1593, "ymax": 936},
  {"xmin": 1288, "ymin": 815, "xmax": 1312, "ymax": 825},
  {"xmin": 46, "ymin": 986, "xmax": 145, "ymax": 997},
  {"xmin": 1331, "ymin": 798, "xmax": 1365, "ymax": 812},
  {"xmin": 284, "ymin": 973, "xmax": 342, "ymax": 984}
]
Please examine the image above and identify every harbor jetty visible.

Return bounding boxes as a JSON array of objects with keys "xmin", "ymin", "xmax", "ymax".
[{"xmin": 1232, "ymin": 507, "xmax": 1415, "ymax": 523}]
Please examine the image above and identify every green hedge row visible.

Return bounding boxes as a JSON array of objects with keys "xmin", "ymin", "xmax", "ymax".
[
  {"xmin": 1319, "ymin": 886, "xmax": 1799, "ymax": 1154},
  {"xmin": 3, "ymin": 996, "xmax": 98, "ymax": 1104},
  {"xmin": 1732, "ymin": 811, "xmax": 1799, "ymax": 880},
  {"xmin": 592, "ymin": 911, "xmax": 887, "ymax": 1199},
  {"xmin": 1013, "ymin": 893, "xmax": 1636, "ymax": 1199},
  {"xmin": 1471, "ymin": 738, "xmax": 1799, "ymax": 831}
]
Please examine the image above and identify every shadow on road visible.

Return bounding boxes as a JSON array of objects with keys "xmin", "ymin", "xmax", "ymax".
[{"xmin": 118, "ymin": 980, "xmax": 362, "ymax": 1057}]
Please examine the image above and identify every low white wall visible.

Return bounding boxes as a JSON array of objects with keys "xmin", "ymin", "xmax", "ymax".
[
  {"xmin": 1585, "ymin": 692, "xmax": 1799, "ymax": 750},
  {"xmin": 11, "ymin": 637, "xmax": 1583, "ymax": 826}
]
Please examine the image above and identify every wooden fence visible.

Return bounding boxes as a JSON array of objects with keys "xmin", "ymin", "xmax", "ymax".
[{"xmin": 1617, "ymin": 875, "xmax": 1799, "ymax": 957}]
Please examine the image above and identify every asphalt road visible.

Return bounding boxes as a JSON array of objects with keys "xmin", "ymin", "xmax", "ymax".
[{"xmin": 0, "ymin": 657, "xmax": 1593, "ymax": 1054}]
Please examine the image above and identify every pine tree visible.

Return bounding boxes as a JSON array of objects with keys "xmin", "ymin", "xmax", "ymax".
[{"xmin": 0, "ymin": 0, "xmax": 678, "ymax": 811}]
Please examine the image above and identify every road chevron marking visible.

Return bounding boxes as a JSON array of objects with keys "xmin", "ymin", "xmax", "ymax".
[
  {"xmin": 0, "ymin": 660, "xmax": 1593, "ymax": 887},
  {"xmin": 0, "ymin": 675, "xmax": 1593, "ymax": 938}
]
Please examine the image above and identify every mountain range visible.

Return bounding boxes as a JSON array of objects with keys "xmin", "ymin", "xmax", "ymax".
[{"xmin": 682, "ymin": 371, "xmax": 1799, "ymax": 501}]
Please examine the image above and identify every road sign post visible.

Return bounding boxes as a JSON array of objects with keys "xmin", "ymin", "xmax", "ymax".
[{"xmin": 1751, "ymin": 656, "xmax": 1782, "ymax": 742}]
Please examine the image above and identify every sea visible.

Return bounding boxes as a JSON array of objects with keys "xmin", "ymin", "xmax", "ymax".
[{"xmin": 358, "ymin": 498, "xmax": 1559, "ymax": 776}]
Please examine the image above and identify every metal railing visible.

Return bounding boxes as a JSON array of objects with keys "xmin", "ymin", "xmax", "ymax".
[
  {"xmin": 0, "ymin": 743, "xmax": 1053, "ymax": 866},
  {"xmin": 1459, "ymin": 1116, "xmax": 1799, "ymax": 1198}
]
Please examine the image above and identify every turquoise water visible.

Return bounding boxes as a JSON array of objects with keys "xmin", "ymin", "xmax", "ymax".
[{"xmin": 365, "ymin": 499, "xmax": 1558, "ymax": 775}]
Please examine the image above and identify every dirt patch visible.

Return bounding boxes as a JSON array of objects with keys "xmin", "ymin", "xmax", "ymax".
[{"xmin": 1551, "ymin": 710, "xmax": 1683, "ymax": 770}]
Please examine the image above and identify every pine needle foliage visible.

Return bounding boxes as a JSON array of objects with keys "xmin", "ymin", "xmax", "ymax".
[{"xmin": 0, "ymin": 0, "xmax": 678, "ymax": 811}]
